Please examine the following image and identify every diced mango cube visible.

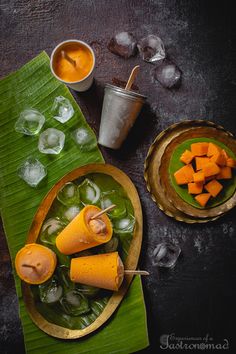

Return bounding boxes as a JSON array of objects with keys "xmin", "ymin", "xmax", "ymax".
[
  {"xmin": 195, "ymin": 193, "xmax": 211, "ymax": 207},
  {"xmin": 226, "ymin": 158, "xmax": 236, "ymax": 168},
  {"xmin": 216, "ymin": 166, "xmax": 232, "ymax": 180},
  {"xmin": 221, "ymin": 149, "xmax": 229, "ymax": 160},
  {"xmin": 180, "ymin": 149, "xmax": 194, "ymax": 164},
  {"xmin": 204, "ymin": 179, "xmax": 223, "ymax": 197},
  {"xmin": 207, "ymin": 142, "xmax": 221, "ymax": 157},
  {"xmin": 191, "ymin": 142, "xmax": 209, "ymax": 156},
  {"xmin": 195, "ymin": 156, "xmax": 210, "ymax": 170},
  {"xmin": 193, "ymin": 171, "xmax": 205, "ymax": 183},
  {"xmin": 202, "ymin": 162, "xmax": 220, "ymax": 177},
  {"xmin": 188, "ymin": 182, "xmax": 203, "ymax": 194},
  {"xmin": 210, "ymin": 150, "xmax": 226, "ymax": 166},
  {"xmin": 174, "ymin": 164, "xmax": 195, "ymax": 185},
  {"xmin": 205, "ymin": 175, "xmax": 217, "ymax": 182}
]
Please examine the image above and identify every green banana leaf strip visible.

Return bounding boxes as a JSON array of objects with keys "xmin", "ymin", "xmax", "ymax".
[
  {"xmin": 169, "ymin": 137, "xmax": 236, "ymax": 209},
  {"xmin": 0, "ymin": 52, "xmax": 149, "ymax": 353}
]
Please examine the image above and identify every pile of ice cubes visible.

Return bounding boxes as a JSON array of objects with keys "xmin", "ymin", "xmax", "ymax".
[
  {"xmin": 15, "ymin": 96, "xmax": 96, "ymax": 188},
  {"xmin": 108, "ymin": 32, "xmax": 181, "ymax": 89}
]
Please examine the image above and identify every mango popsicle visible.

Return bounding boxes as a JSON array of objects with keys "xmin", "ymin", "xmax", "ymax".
[
  {"xmin": 70, "ymin": 252, "xmax": 124, "ymax": 291},
  {"xmin": 15, "ymin": 243, "xmax": 57, "ymax": 285},
  {"xmin": 56, "ymin": 205, "xmax": 113, "ymax": 255}
]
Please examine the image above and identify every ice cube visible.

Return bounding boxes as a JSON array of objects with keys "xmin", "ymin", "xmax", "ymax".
[
  {"xmin": 71, "ymin": 127, "xmax": 97, "ymax": 151},
  {"xmin": 18, "ymin": 157, "xmax": 47, "ymax": 187},
  {"xmin": 64, "ymin": 205, "xmax": 81, "ymax": 221},
  {"xmin": 78, "ymin": 178, "xmax": 100, "ymax": 205},
  {"xmin": 152, "ymin": 242, "xmax": 181, "ymax": 268},
  {"xmin": 51, "ymin": 96, "xmax": 74, "ymax": 123},
  {"xmin": 15, "ymin": 109, "xmax": 45, "ymax": 135},
  {"xmin": 101, "ymin": 191, "xmax": 126, "ymax": 219},
  {"xmin": 108, "ymin": 32, "xmax": 137, "ymax": 58},
  {"xmin": 40, "ymin": 218, "xmax": 66, "ymax": 245},
  {"xmin": 38, "ymin": 128, "xmax": 65, "ymax": 154},
  {"xmin": 113, "ymin": 214, "xmax": 135, "ymax": 234},
  {"xmin": 153, "ymin": 60, "xmax": 181, "ymax": 88},
  {"xmin": 57, "ymin": 182, "xmax": 80, "ymax": 206},
  {"xmin": 137, "ymin": 35, "xmax": 165, "ymax": 63}
]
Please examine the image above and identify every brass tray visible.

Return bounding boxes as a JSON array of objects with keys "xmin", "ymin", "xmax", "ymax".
[
  {"xmin": 22, "ymin": 163, "xmax": 143, "ymax": 339},
  {"xmin": 144, "ymin": 120, "xmax": 235, "ymax": 223},
  {"xmin": 160, "ymin": 127, "xmax": 236, "ymax": 218}
]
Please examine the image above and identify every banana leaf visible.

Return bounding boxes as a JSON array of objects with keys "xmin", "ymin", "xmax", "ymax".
[{"xmin": 0, "ymin": 52, "xmax": 149, "ymax": 353}]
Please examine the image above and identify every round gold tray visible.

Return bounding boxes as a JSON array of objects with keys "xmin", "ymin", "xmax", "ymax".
[
  {"xmin": 22, "ymin": 163, "xmax": 143, "ymax": 339},
  {"xmin": 144, "ymin": 120, "xmax": 236, "ymax": 223}
]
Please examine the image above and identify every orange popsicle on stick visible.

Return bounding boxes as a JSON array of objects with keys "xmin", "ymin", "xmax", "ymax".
[
  {"xmin": 15, "ymin": 243, "xmax": 57, "ymax": 285},
  {"xmin": 56, "ymin": 205, "xmax": 113, "ymax": 255},
  {"xmin": 70, "ymin": 252, "xmax": 149, "ymax": 291}
]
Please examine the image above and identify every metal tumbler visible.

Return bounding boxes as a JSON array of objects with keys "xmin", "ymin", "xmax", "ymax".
[{"xmin": 98, "ymin": 84, "xmax": 146, "ymax": 149}]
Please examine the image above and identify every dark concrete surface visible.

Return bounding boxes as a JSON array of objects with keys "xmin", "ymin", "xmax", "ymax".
[{"xmin": 0, "ymin": 1, "xmax": 236, "ymax": 353}]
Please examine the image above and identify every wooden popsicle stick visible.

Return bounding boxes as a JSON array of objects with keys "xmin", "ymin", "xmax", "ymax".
[
  {"xmin": 90, "ymin": 204, "xmax": 116, "ymax": 220},
  {"xmin": 61, "ymin": 50, "xmax": 76, "ymax": 67},
  {"xmin": 22, "ymin": 264, "xmax": 38, "ymax": 271},
  {"xmin": 125, "ymin": 65, "xmax": 140, "ymax": 90},
  {"xmin": 124, "ymin": 270, "xmax": 149, "ymax": 276}
]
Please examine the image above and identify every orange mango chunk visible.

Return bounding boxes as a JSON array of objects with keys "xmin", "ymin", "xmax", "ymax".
[
  {"xmin": 205, "ymin": 174, "xmax": 217, "ymax": 182},
  {"xmin": 180, "ymin": 149, "xmax": 194, "ymax": 164},
  {"xmin": 222, "ymin": 149, "xmax": 229, "ymax": 160},
  {"xmin": 207, "ymin": 142, "xmax": 221, "ymax": 157},
  {"xmin": 204, "ymin": 179, "xmax": 223, "ymax": 197},
  {"xmin": 202, "ymin": 162, "xmax": 220, "ymax": 177},
  {"xmin": 195, "ymin": 193, "xmax": 211, "ymax": 207},
  {"xmin": 226, "ymin": 158, "xmax": 236, "ymax": 168},
  {"xmin": 193, "ymin": 171, "xmax": 205, "ymax": 183},
  {"xmin": 188, "ymin": 182, "xmax": 203, "ymax": 194},
  {"xmin": 210, "ymin": 150, "xmax": 226, "ymax": 166},
  {"xmin": 216, "ymin": 166, "xmax": 232, "ymax": 180},
  {"xmin": 174, "ymin": 164, "xmax": 195, "ymax": 185},
  {"xmin": 195, "ymin": 156, "xmax": 210, "ymax": 170},
  {"xmin": 191, "ymin": 142, "xmax": 209, "ymax": 156}
]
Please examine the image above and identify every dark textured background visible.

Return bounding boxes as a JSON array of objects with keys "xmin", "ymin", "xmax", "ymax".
[{"xmin": 1, "ymin": 0, "xmax": 236, "ymax": 353}]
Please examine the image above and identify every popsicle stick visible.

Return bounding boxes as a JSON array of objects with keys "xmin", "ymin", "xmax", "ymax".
[
  {"xmin": 61, "ymin": 50, "xmax": 76, "ymax": 67},
  {"xmin": 124, "ymin": 270, "xmax": 149, "ymax": 276},
  {"xmin": 125, "ymin": 65, "xmax": 140, "ymax": 90},
  {"xmin": 90, "ymin": 204, "xmax": 116, "ymax": 220},
  {"xmin": 22, "ymin": 264, "xmax": 38, "ymax": 271}
]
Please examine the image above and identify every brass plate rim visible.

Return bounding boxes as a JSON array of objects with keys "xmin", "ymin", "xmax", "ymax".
[
  {"xmin": 22, "ymin": 163, "xmax": 143, "ymax": 339},
  {"xmin": 144, "ymin": 120, "xmax": 233, "ymax": 223}
]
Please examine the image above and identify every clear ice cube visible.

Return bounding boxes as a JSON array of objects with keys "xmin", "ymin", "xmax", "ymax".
[
  {"xmin": 57, "ymin": 182, "xmax": 80, "ymax": 206},
  {"xmin": 40, "ymin": 218, "xmax": 66, "ymax": 246},
  {"xmin": 38, "ymin": 128, "xmax": 65, "ymax": 154},
  {"xmin": 113, "ymin": 214, "xmax": 135, "ymax": 234},
  {"xmin": 108, "ymin": 32, "xmax": 137, "ymax": 58},
  {"xmin": 15, "ymin": 109, "xmax": 45, "ymax": 135},
  {"xmin": 64, "ymin": 205, "xmax": 81, "ymax": 221},
  {"xmin": 152, "ymin": 242, "xmax": 181, "ymax": 268},
  {"xmin": 153, "ymin": 60, "xmax": 181, "ymax": 88},
  {"xmin": 137, "ymin": 35, "xmax": 165, "ymax": 63},
  {"xmin": 79, "ymin": 179, "xmax": 100, "ymax": 205},
  {"xmin": 39, "ymin": 277, "xmax": 63, "ymax": 304},
  {"xmin": 101, "ymin": 191, "xmax": 126, "ymax": 219},
  {"xmin": 51, "ymin": 96, "xmax": 74, "ymax": 123},
  {"xmin": 18, "ymin": 157, "xmax": 47, "ymax": 187},
  {"xmin": 71, "ymin": 127, "xmax": 97, "ymax": 151}
]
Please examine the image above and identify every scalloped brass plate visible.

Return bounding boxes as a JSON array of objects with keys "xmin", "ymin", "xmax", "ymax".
[
  {"xmin": 22, "ymin": 163, "xmax": 143, "ymax": 339},
  {"xmin": 144, "ymin": 120, "xmax": 235, "ymax": 223}
]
